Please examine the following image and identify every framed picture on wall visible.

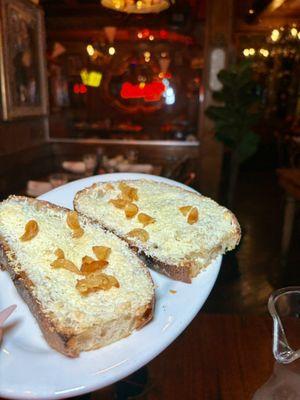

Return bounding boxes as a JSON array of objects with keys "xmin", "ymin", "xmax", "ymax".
[{"xmin": 0, "ymin": 0, "xmax": 48, "ymax": 120}]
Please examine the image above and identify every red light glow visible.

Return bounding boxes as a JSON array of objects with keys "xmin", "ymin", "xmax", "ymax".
[
  {"xmin": 80, "ymin": 84, "xmax": 87, "ymax": 94},
  {"xmin": 73, "ymin": 83, "xmax": 87, "ymax": 94},
  {"xmin": 159, "ymin": 29, "xmax": 168, "ymax": 39},
  {"xmin": 121, "ymin": 81, "xmax": 165, "ymax": 102},
  {"xmin": 158, "ymin": 72, "xmax": 172, "ymax": 79},
  {"xmin": 142, "ymin": 29, "xmax": 150, "ymax": 38}
]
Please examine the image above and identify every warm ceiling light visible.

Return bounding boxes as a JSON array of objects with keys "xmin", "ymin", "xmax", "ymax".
[
  {"xmin": 243, "ymin": 49, "xmax": 250, "ymax": 57},
  {"xmin": 101, "ymin": 0, "xmax": 170, "ymax": 13},
  {"xmin": 268, "ymin": 0, "xmax": 286, "ymax": 12},
  {"xmin": 86, "ymin": 44, "xmax": 95, "ymax": 56},
  {"xmin": 271, "ymin": 29, "xmax": 280, "ymax": 42},
  {"xmin": 108, "ymin": 46, "xmax": 116, "ymax": 55},
  {"xmin": 248, "ymin": 8, "xmax": 254, "ymax": 14},
  {"xmin": 144, "ymin": 51, "xmax": 151, "ymax": 58},
  {"xmin": 290, "ymin": 27, "xmax": 298, "ymax": 37},
  {"xmin": 259, "ymin": 48, "xmax": 269, "ymax": 57},
  {"xmin": 249, "ymin": 48, "xmax": 255, "ymax": 55},
  {"xmin": 149, "ymin": 35, "xmax": 154, "ymax": 41}
]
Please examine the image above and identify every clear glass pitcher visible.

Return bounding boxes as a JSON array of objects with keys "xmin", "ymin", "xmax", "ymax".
[
  {"xmin": 253, "ymin": 287, "xmax": 300, "ymax": 399},
  {"xmin": 269, "ymin": 287, "xmax": 300, "ymax": 364}
]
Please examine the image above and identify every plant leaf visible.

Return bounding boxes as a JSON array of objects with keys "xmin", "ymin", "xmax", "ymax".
[
  {"xmin": 236, "ymin": 131, "xmax": 260, "ymax": 163},
  {"xmin": 205, "ymin": 60, "xmax": 261, "ymax": 163}
]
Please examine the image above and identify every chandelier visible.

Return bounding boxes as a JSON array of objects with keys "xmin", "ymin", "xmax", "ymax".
[
  {"xmin": 242, "ymin": 24, "xmax": 300, "ymax": 59},
  {"xmin": 101, "ymin": 0, "xmax": 171, "ymax": 14}
]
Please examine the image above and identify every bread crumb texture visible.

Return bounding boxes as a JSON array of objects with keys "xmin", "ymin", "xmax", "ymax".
[
  {"xmin": 75, "ymin": 180, "xmax": 240, "ymax": 268},
  {"xmin": 0, "ymin": 196, "xmax": 154, "ymax": 334}
]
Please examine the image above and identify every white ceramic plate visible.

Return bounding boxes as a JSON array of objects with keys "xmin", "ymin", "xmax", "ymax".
[{"xmin": 0, "ymin": 173, "xmax": 221, "ymax": 400}]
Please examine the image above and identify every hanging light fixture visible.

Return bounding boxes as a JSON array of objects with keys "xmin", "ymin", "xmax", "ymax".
[
  {"xmin": 101, "ymin": 0, "xmax": 171, "ymax": 14},
  {"xmin": 267, "ymin": 24, "xmax": 300, "ymax": 58},
  {"xmin": 242, "ymin": 24, "xmax": 300, "ymax": 59}
]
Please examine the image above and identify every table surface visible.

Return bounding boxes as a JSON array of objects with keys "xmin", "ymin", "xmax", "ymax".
[
  {"xmin": 1, "ymin": 313, "xmax": 285, "ymax": 400},
  {"xmin": 89, "ymin": 313, "xmax": 300, "ymax": 400},
  {"xmin": 146, "ymin": 313, "xmax": 274, "ymax": 400},
  {"xmin": 140, "ymin": 314, "xmax": 275, "ymax": 400}
]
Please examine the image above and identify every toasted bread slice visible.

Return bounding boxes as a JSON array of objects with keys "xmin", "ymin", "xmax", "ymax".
[
  {"xmin": 74, "ymin": 180, "xmax": 241, "ymax": 283},
  {"xmin": 0, "ymin": 196, "xmax": 154, "ymax": 357}
]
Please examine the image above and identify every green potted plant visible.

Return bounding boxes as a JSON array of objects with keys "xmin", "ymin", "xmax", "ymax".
[{"xmin": 206, "ymin": 61, "xmax": 260, "ymax": 207}]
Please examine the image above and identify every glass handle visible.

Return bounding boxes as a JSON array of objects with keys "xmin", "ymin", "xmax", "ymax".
[
  {"xmin": 272, "ymin": 310, "xmax": 296, "ymax": 364},
  {"xmin": 268, "ymin": 287, "xmax": 300, "ymax": 364}
]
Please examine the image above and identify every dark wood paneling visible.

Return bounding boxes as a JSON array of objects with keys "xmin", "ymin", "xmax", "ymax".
[
  {"xmin": 0, "ymin": 117, "xmax": 48, "ymax": 156},
  {"xmin": 0, "ymin": 143, "xmax": 54, "ymax": 199},
  {"xmin": 0, "ymin": 115, "xmax": 50, "ymax": 197}
]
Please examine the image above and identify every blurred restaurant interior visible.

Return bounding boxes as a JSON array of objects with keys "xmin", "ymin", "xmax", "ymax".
[{"xmin": 1, "ymin": 0, "xmax": 300, "ymax": 398}]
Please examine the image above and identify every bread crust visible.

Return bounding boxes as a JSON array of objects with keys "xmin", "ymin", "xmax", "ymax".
[
  {"xmin": 0, "ymin": 235, "xmax": 76, "ymax": 356},
  {"xmin": 0, "ymin": 196, "xmax": 155, "ymax": 357},
  {"xmin": 74, "ymin": 180, "xmax": 241, "ymax": 283}
]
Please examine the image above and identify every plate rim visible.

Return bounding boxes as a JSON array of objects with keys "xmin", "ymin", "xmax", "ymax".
[{"xmin": 0, "ymin": 173, "xmax": 221, "ymax": 399}]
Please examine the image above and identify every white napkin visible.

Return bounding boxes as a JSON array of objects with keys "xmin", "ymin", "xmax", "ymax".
[
  {"xmin": 62, "ymin": 161, "xmax": 85, "ymax": 174},
  {"xmin": 26, "ymin": 181, "xmax": 52, "ymax": 197},
  {"xmin": 104, "ymin": 155, "xmax": 126, "ymax": 168},
  {"xmin": 117, "ymin": 163, "xmax": 154, "ymax": 174}
]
